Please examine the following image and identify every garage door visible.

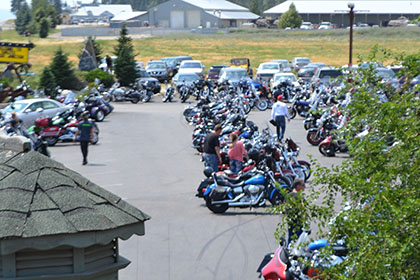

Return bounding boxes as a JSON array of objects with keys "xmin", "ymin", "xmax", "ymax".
[
  {"xmin": 187, "ymin": 10, "xmax": 200, "ymax": 28},
  {"xmin": 170, "ymin": 10, "xmax": 184, "ymax": 28}
]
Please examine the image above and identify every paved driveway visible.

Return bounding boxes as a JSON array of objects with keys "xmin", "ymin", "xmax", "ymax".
[{"xmin": 50, "ymin": 99, "xmax": 344, "ymax": 280}]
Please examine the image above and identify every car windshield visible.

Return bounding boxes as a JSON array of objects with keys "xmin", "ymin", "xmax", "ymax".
[
  {"xmin": 275, "ymin": 75, "xmax": 296, "ymax": 82},
  {"xmin": 376, "ymin": 69, "xmax": 395, "ymax": 80},
  {"xmin": 319, "ymin": 70, "xmax": 343, "ymax": 78},
  {"xmin": 223, "ymin": 70, "xmax": 248, "ymax": 80},
  {"xmin": 177, "ymin": 74, "xmax": 199, "ymax": 82},
  {"xmin": 161, "ymin": 58, "xmax": 176, "ymax": 65},
  {"xmin": 3, "ymin": 102, "xmax": 28, "ymax": 113},
  {"xmin": 231, "ymin": 59, "xmax": 247, "ymax": 65},
  {"xmin": 147, "ymin": 63, "xmax": 165, "ymax": 69},
  {"xmin": 279, "ymin": 61, "xmax": 289, "ymax": 68},
  {"xmin": 181, "ymin": 62, "xmax": 201, "ymax": 68},
  {"xmin": 261, "ymin": 64, "xmax": 279, "ymax": 70},
  {"xmin": 297, "ymin": 58, "xmax": 310, "ymax": 63}
]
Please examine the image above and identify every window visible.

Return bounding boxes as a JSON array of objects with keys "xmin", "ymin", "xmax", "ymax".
[
  {"xmin": 27, "ymin": 102, "xmax": 43, "ymax": 112},
  {"xmin": 42, "ymin": 101, "xmax": 59, "ymax": 110}
]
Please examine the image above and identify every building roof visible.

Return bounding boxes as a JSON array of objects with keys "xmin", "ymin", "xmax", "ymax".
[
  {"xmin": 74, "ymin": 4, "xmax": 133, "ymax": 17},
  {"xmin": 0, "ymin": 147, "xmax": 150, "ymax": 242},
  {"xmin": 206, "ymin": 10, "xmax": 259, "ymax": 20},
  {"xmin": 183, "ymin": 0, "xmax": 248, "ymax": 11},
  {"xmin": 264, "ymin": 0, "xmax": 420, "ymax": 14},
  {"xmin": 111, "ymin": 11, "xmax": 147, "ymax": 21}
]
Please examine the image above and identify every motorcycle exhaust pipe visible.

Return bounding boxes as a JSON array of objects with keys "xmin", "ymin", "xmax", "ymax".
[{"xmin": 210, "ymin": 193, "xmax": 245, "ymax": 204}]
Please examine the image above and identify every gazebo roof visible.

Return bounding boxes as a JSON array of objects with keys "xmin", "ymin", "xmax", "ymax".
[{"xmin": 0, "ymin": 138, "xmax": 150, "ymax": 247}]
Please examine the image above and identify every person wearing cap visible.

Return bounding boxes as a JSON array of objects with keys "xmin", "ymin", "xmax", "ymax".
[
  {"xmin": 287, "ymin": 178, "xmax": 306, "ymax": 244},
  {"xmin": 271, "ymin": 94, "xmax": 290, "ymax": 141},
  {"xmin": 74, "ymin": 112, "xmax": 93, "ymax": 165}
]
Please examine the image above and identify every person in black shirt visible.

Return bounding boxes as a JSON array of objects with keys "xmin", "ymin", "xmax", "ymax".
[
  {"xmin": 74, "ymin": 112, "xmax": 93, "ymax": 165},
  {"xmin": 105, "ymin": 54, "xmax": 112, "ymax": 73},
  {"xmin": 203, "ymin": 124, "xmax": 222, "ymax": 172},
  {"xmin": 287, "ymin": 178, "xmax": 306, "ymax": 245}
]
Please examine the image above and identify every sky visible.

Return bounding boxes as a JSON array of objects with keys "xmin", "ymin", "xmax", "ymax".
[{"xmin": 0, "ymin": 0, "xmax": 16, "ymax": 20}]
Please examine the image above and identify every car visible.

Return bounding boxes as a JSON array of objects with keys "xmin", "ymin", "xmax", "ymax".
[
  {"xmin": 318, "ymin": 22, "xmax": 332, "ymax": 30},
  {"xmin": 135, "ymin": 61, "xmax": 144, "ymax": 70},
  {"xmin": 1, "ymin": 99, "xmax": 69, "ymax": 128},
  {"xmin": 271, "ymin": 59, "xmax": 292, "ymax": 72},
  {"xmin": 136, "ymin": 69, "xmax": 161, "ymax": 94},
  {"xmin": 306, "ymin": 62, "xmax": 326, "ymax": 72},
  {"xmin": 172, "ymin": 72, "xmax": 201, "ymax": 91},
  {"xmin": 146, "ymin": 60, "xmax": 170, "ymax": 82},
  {"xmin": 297, "ymin": 65, "xmax": 317, "ymax": 81},
  {"xmin": 311, "ymin": 67, "xmax": 344, "ymax": 85},
  {"xmin": 206, "ymin": 65, "xmax": 229, "ymax": 82},
  {"xmin": 300, "ymin": 22, "xmax": 313, "ymax": 30},
  {"xmin": 291, "ymin": 57, "xmax": 311, "ymax": 71},
  {"xmin": 375, "ymin": 67, "xmax": 395, "ymax": 81},
  {"xmin": 271, "ymin": 73, "xmax": 300, "ymax": 90},
  {"xmin": 98, "ymin": 56, "xmax": 117, "ymax": 71},
  {"xmin": 218, "ymin": 67, "xmax": 251, "ymax": 85},
  {"xmin": 256, "ymin": 62, "xmax": 283, "ymax": 81},
  {"xmin": 160, "ymin": 56, "xmax": 193, "ymax": 78},
  {"xmin": 178, "ymin": 60, "xmax": 205, "ymax": 77}
]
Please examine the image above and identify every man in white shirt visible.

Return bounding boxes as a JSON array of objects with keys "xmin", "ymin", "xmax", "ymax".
[{"xmin": 271, "ymin": 95, "xmax": 290, "ymax": 141}]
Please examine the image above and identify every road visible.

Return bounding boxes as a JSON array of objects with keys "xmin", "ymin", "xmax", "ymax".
[{"xmin": 50, "ymin": 98, "xmax": 344, "ymax": 280}]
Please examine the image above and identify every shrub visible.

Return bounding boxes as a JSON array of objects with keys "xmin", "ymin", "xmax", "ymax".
[
  {"xmin": 85, "ymin": 69, "xmax": 115, "ymax": 88},
  {"xmin": 39, "ymin": 66, "xmax": 56, "ymax": 97},
  {"xmin": 39, "ymin": 17, "xmax": 49, "ymax": 38}
]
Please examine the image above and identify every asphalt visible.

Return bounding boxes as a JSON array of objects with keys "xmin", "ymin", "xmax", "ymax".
[{"xmin": 50, "ymin": 97, "xmax": 345, "ymax": 280}]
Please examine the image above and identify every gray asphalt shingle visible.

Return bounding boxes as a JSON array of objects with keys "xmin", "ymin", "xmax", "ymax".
[{"xmin": 0, "ymin": 151, "xmax": 150, "ymax": 239}]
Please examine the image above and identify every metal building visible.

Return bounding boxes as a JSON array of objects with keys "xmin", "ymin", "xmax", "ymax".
[
  {"xmin": 264, "ymin": 0, "xmax": 420, "ymax": 27},
  {"xmin": 148, "ymin": 0, "xmax": 259, "ymax": 28},
  {"xmin": 110, "ymin": 11, "xmax": 149, "ymax": 28},
  {"xmin": 71, "ymin": 4, "xmax": 133, "ymax": 23}
]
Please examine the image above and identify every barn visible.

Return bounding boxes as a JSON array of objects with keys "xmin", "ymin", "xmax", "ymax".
[
  {"xmin": 148, "ymin": 0, "xmax": 259, "ymax": 28},
  {"xmin": 264, "ymin": 0, "xmax": 420, "ymax": 27}
]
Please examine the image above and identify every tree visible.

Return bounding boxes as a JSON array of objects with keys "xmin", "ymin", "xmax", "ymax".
[
  {"xmin": 249, "ymin": 0, "xmax": 261, "ymax": 15},
  {"xmin": 272, "ymin": 49, "xmax": 420, "ymax": 280},
  {"xmin": 113, "ymin": 24, "xmax": 137, "ymax": 86},
  {"xmin": 50, "ymin": 48, "xmax": 78, "ymax": 89},
  {"xmin": 15, "ymin": 3, "xmax": 31, "ymax": 35},
  {"xmin": 39, "ymin": 17, "xmax": 49, "ymax": 38},
  {"xmin": 39, "ymin": 67, "xmax": 56, "ymax": 97},
  {"xmin": 11, "ymin": 0, "xmax": 24, "ymax": 14},
  {"xmin": 53, "ymin": 0, "xmax": 62, "ymax": 24},
  {"xmin": 278, "ymin": 3, "xmax": 302, "ymax": 29}
]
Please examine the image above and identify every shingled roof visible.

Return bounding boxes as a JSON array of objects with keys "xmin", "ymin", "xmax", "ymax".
[{"xmin": 0, "ymin": 148, "xmax": 150, "ymax": 242}]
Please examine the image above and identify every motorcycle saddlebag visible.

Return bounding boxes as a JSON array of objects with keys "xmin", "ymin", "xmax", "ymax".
[
  {"xmin": 210, "ymin": 187, "xmax": 227, "ymax": 201},
  {"xmin": 36, "ymin": 118, "xmax": 50, "ymax": 128}
]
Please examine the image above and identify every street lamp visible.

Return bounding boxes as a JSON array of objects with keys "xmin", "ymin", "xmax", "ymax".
[{"xmin": 348, "ymin": 2, "xmax": 355, "ymax": 67}]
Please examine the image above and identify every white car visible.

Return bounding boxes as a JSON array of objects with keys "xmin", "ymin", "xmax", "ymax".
[
  {"xmin": 271, "ymin": 59, "xmax": 292, "ymax": 72},
  {"xmin": 1, "ymin": 99, "xmax": 69, "ymax": 128},
  {"xmin": 177, "ymin": 60, "xmax": 205, "ymax": 77},
  {"xmin": 300, "ymin": 22, "xmax": 313, "ymax": 30},
  {"xmin": 256, "ymin": 62, "xmax": 283, "ymax": 81},
  {"xmin": 98, "ymin": 56, "xmax": 116, "ymax": 71},
  {"xmin": 271, "ymin": 73, "xmax": 300, "ymax": 90},
  {"xmin": 318, "ymin": 22, "xmax": 332, "ymax": 30}
]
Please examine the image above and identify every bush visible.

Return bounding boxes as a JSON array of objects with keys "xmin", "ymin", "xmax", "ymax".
[
  {"xmin": 39, "ymin": 18, "xmax": 49, "ymax": 38},
  {"xmin": 39, "ymin": 67, "xmax": 56, "ymax": 97},
  {"xmin": 85, "ymin": 69, "xmax": 115, "ymax": 88},
  {"xmin": 278, "ymin": 3, "xmax": 302, "ymax": 29}
]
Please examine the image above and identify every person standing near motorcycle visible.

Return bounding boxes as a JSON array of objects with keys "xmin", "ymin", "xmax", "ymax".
[
  {"xmin": 228, "ymin": 133, "xmax": 248, "ymax": 174},
  {"xmin": 287, "ymin": 178, "xmax": 306, "ymax": 245},
  {"xmin": 203, "ymin": 124, "xmax": 222, "ymax": 172},
  {"xmin": 105, "ymin": 54, "xmax": 113, "ymax": 73},
  {"xmin": 74, "ymin": 112, "xmax": 93, "ymax": 165},
  {"xmin": 271, "ymin": 95, "xmax": 290, "ymax": 141}
]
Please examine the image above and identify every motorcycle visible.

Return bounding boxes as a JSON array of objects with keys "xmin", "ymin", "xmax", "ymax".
[
  {"xmin": 202, "ymin": 162, "xmax": 289, "ymax": 214},
  {"xmin": 162, "ymin": 82, "xmax": 175, "ymax": 102},
  {"xmin": 318, "ymin": 135, "xmax": 348, "ymax": 157},
  {"xmin": 139, "ymin": 80, "xmax": 155, "ymax": 103},
  {"xmin": 107, "ymin": 82, "xmax": 141, "ymax": 103}
]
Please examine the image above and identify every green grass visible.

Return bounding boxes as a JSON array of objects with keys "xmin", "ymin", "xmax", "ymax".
[{"xmin": 1, "ymin": 27, "xmax": 420, "ymax": 89}]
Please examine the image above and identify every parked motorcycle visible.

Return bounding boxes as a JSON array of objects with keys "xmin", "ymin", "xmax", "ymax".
[
  {"xmin": 107, "ymin": 82, "xmax": 141, "ymax": 103},
  {"xmin": 162, "ymin": 82, "xmax": 175, "ymax": 102}
]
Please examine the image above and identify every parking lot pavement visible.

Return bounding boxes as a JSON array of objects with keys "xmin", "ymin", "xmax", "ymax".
[{"xmin": 50, "ymin": 99, "xmax": 344, "ymax": 280}]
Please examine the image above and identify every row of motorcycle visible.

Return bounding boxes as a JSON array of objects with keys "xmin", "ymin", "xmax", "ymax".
[{"xmin": 182, "ymin": 89, "xmax": 312, "ymax": 214}]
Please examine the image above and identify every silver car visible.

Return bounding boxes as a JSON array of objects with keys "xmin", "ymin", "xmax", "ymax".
[{"xmin": 1, "ymin": 99, "xmax": 68, "ymax": 128}]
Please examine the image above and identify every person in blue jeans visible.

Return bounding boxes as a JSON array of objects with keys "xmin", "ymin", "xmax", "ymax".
[
  {"xmin": 202, "ymin": 124, "xmax": 222, "ymax": 172},
  {"xmin": 271, "ymin": 95, "xmax": 290, "ymax": 141}
]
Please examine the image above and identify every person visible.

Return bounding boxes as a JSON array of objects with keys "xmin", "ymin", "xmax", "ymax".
[
  {"xmin": 228, "ymin": 133, "xmax": 248, "ymax": 174},
  {"xmin": 271, "ymin": 95, "xmax": 290, "ymax": 141},
  {"xmin": 202, "ymin": 124, "xmax": 222, "ymax": 172},
  {"xmin": 74, "ymin": 112, "xmax": 93, "ymax": 165},
  {"xmin": 105, "ymin": 54, "xmax": 112, "ymax": 73},
  {"xmin": 287, "ymin": 178, "xmax": 306, "ymax": 245}
]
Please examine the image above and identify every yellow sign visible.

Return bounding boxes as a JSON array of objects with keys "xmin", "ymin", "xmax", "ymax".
[{"xmin": 0, "ymin": 43, "xmax": 34, "ymax": 64}]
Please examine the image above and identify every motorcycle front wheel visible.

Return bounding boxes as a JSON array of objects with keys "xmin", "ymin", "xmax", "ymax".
[
  {"xmin": 206, "ymin": 198, "xmax": 229, "ymax": 214},
  {"xmin": 95, "ymin": 110, "xmax": 105, "ymax": 122},
  {"xmin": 131, "ymin": 96, "xmax": 140, "ymax": 104},
  {"xmin": 256, "ymin": 99, "xmax": 268, "ymax": 111},
  {"xmin": 269, "ymin": 190, "xmax": 285, "ymax": 206},
  {"xmin": 44, "ymin": 136, "xmax": 58, "ymax": 146},
  {"xmin": 319, "ymin": 144, "xmax": 335, "ymax": 157},
  {"xmin": 288, "ymin": 106, "xmax": 297, "ymax": 119},
  {"xmin": 307, "ymin": 131, "xmax": 322, "ymax": 146}
]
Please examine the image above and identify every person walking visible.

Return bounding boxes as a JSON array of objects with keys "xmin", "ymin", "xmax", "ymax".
[
  {"xmin": 105, "ymin": 54, "xmax": 113, "ymax": 73},
  {"xmin": 287, "ymin": 178, "xmax": 306, "ymax": 245},
  {"xmin": 271, "ymin": 95, "xmax": 290, "ymax": 141},
  {"xmin": 228, "ymin": 133, "xmax": 248, "ymax": 174},
  {"xmin": 202, "ymin": 124, "xmax": 222, "ymax": 172},
  {"xmin": 74, "ymin": 112, "xmax": 93, "ymax": 165}
]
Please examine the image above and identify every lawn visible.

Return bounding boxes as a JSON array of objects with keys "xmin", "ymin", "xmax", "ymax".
[{"xmin": 1, "ymin": 27, "xmax": 420, "ymax": 88}]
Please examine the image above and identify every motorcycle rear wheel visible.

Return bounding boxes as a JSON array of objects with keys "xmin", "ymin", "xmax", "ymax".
[
  {"xmin": 91, "ymin": 132, "xmax": 99, "ymax": 145},
  {"xmin": 319, "ymin": 144, "xmax": 335, "ymax": 157},
  {"xmin": 269, "ymin": 190, "xmax": 285, "ymax": 206},
  {"xmin": 44, "ymin": 137, "xmax": 58, "ymax": 146},
  {"xmin": 243, "ymin": 103, "xmax": 251, "ymax": 114},
  {"xmin": 256, "ymin": 99, "xmax": 268, "ymax": 111},
  {"xmin": 131, "ymin": 96, "xmax": 140, "ymax": 104},
  {"xmin": 206, "ymin": 198, "xmax": 229, "ymax": 214},
  {"xmin": 288, "ymin": 106, "xmax": 297, "ymax": 119},
  {"xmin": 95, "ymin": 110, "xmax": 105, "ymax": 122}
]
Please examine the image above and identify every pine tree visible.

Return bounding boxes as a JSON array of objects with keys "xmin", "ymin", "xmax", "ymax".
[
  {"xmin": 39, "ymin": 67, "xmax": 56, "ymax": 97},
  {"xmin": 113, "ymin": 24, "xmax": 137, "ymax": 86},
  {"xmin": 11, "ymin": 0, "xmax": 24, "ymax": 14},
  {"xmin": 39, "ymin": 17, "xmax": 49, "ymax": 38},
  {"xmin": 249, "ymin": 0, "xmax": 261, "ymax": 16},
  {"xmin": 15, "ymin": 3, "xmax": 31, "ymax": 35},
  {"xmin": 50, "ymin": 48, "xmax": 78, "ymax": 89},
  {"xmin": 278, "ymin": 3, "xmax": 302, "ymax": 29}
]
